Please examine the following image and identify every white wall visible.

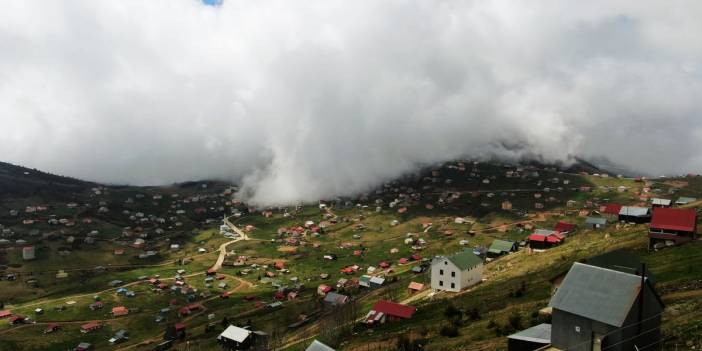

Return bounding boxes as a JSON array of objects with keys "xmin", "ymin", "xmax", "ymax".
[{"xmin": 431, "ymin": 257, "xmax": 482, "ymax": 292}]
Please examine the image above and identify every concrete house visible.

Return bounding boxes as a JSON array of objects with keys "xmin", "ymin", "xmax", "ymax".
[
  {"xmin": 431, "ymin": 250, "xmax": 483, "ymax": 292},
  {"xmin": 548, "ymin": 263, "xmax": 664, "ymax": 351}
]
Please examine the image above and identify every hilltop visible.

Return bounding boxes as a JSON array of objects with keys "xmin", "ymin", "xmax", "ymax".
[{"xmin": 0, "ymin": 159, "xmax": 699, "ymax": 351}]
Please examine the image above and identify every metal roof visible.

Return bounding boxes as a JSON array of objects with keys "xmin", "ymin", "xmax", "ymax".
[
  {"xmin": 651, "ymin": 207, "xmax": 697, "ymax": 232},
  {"xmin": 218, "ymin": 325, "xmax": 251, "ymax": 343},
  {"xmin": 618, "ymin": 206, "xmax": 650, "ymax": 217},
  {"xmin": 549, "ymin": 263, "xmax": 645, "ymax": 327},
  {"xmin": 305, "ymin": 340, "xmax": 336, "ymax": 351},
  {"xmin": 508, "ymin": 323, "xmax": 551, "ymax": 343},
  {"xmin": 534, "ymin": 229, "xmax": 556, "ymax": 236},
  {"xmin": 446, "ymin": 250, "xmax": 483, "ymax": 270},
  {"xmin": 488, "ymin": 239, "xmax": 516, "ymax": 254},
  {"xmin": 651, "ymin": 198, "xmax": 672, "ymax": 206},
  {"xmin": 676, "ymin": 197, "xmax": 696, "ymax": 205},
  {"xmin": 585, "ymin": 217, "xmax": 607, "ymax": 225}
]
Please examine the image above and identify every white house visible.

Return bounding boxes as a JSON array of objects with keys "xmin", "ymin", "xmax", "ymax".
[{"xmin": 431, "ymin": 250, "xmax": 483, "ymax": 292}]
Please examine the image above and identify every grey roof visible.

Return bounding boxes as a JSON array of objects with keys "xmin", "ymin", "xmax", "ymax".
[
  {"xmin": 549, "ymin": 263, "xmax": 645, "ymax": 327},
  {"xmin": 323, "ymin": 292, "xmax": 348, "ymax": 305},
  {"xmin": 618, "ymin": 206, "xmax": 650, "ymax": 217},
  {"xmin": 676, "ymin": 197, "xmax": 697, "ymax": 205},
  {"xmin": 508, "ymin": 323, "xmax": 551, "ymax": 343},
  {"xmin": 305, "ymin": 340, "xmax": 336, "ymax": 351},
  {"xmin": 585, "ymin": 217, "xmax": 607, "ymax": 225},
  {"xmin": 534, "ymin": 229, "xmax": 556, "ymax": 236},
  {"xmin": 651, "ymin": 198, "xmax": 672, "ymax": 206}
]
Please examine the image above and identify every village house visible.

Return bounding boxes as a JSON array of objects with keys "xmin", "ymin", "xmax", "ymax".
[
  {"xmin": 217, "ymin": 325, "xmax": 267, "ymax": 350},
  {"xmin": 651, "ymin": 198, "xmax": 672, "ymax": 208},
  {"xmin": 648, "ymin": 207, "xmax": 697, "ymax": 250},
  {"xmin": 364, "ymin": 300, "xmax": 416, "ymax": 325},
  {"xmin": 675, "ymin": 196, "xmax": 696, "ymax": 206},
  {"xmin": 585, "ymin": 216, "xmax": 607, "ymax": 230},
  {"xmin": 547, "ymin": 263, "xmax": 664, "ymax": 351},
  {"xmin": 618, "ymin": 206, "xmax": 651, "ymax": 223},
  {"xmin": 431, "ymin": 250, "xmax": 483, "ymax": 292},
  {"xmin": 323, "ymin": 292, "xmax": 349, "ymax": 307},
  {"xmin": 80, "ymin": 321, "xmax": 103, "ymax": 333},
  {"xmin": 111, "ymin": 306, "xmax": 129, "ymax": 317},
  {"xmin": 305, "ymin": 340, "xmax": 336, "ymax": 351},
  {"xmin": 507, "ymin": 323, "xmax": 551, "ymax": 351},
  {"xmin": 487, "ymin": 239, "xmax": 518, "ymax": 258},
  {"xmin": 528, "ymin": 229, "xmax": 565, "ymax": 249}
]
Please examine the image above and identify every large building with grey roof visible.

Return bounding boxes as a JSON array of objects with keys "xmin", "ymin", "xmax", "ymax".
[{"xmin": 548, "ymin": 263, "xmax": 664, "ymax": 351}]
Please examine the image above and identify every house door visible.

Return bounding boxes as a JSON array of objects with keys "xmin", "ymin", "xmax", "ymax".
[{"xmin": 592, "ymin": 333, "xmax": 604, "ymax": 351}]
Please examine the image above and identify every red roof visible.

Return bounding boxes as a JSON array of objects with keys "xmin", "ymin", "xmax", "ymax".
[
  {"xmin": 371, "ymin": 300, "xmax": 416, "ymax": 319},
  {"xmin": 651, "ymin": 208, "xmax": 697, "ymax": 232},
  {"xmin": 112, "ymin": 306, "xmax": 128, "ymax": 315},
  {"xmin": 554, "ymin": 221, "xmax": 575, "ymax": 233},
  {"xmin": 0, "ymin": 310, "xmax": 12, "ymax": 318},
  {"xmin": 528, "ymin": 234, "xmax": 547, "ymax": 242},
  {"xmin": 603, "ymin": 204, "xmax": 623, "ymax": 215},
  {"xmin": 175, "ymin": 323, "xmax": 186, "ymax": 331},
  {"xmin": 81, "ymin": 321, "xmax": 102, "ymax": 330},
  {"xmin": 546, "ymin": 235, "xmax": 563, "ymax": 244}
]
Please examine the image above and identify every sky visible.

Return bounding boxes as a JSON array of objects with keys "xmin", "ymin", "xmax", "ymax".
[{"xmin": 1, "ymin": 1, "xmax": 702, "ymax": 205}]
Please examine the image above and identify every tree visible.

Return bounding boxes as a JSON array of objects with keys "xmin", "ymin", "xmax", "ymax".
[{"xmin": 221, "ymin": 316, "xmax": 229, "ymax": 328}]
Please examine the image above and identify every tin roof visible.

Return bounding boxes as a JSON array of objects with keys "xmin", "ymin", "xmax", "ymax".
[
  {"xmin": 549, "ymin": 263, "xmax": 650, "ymax": 327},
  {"xmin": 508, "ymin": 323, "xmax": 551, "ymax": 343},
  {"xmin": 650, "ymin": 208, "xmax": 696, "ymax": 232}
]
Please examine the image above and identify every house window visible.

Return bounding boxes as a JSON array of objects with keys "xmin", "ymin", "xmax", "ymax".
[
  {"xmin": 439, "ymin": 269, "xmax": 444, "ymax": 275},
  {"xmin": 451, "ymin": 271, "xmax": 456, "ymax": 277},
  {"xmin": 451, "ymin": 283, "xmax": 455, "ymax": 289},
  {"xmin": 439, "ymin": 280, "xmax": 443, "ymax": 287}
]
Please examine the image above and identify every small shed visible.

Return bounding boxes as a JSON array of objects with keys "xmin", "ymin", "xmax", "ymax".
[{"xmin": 585, "ymin": 217, "xmax": 607, "ymax": 230}]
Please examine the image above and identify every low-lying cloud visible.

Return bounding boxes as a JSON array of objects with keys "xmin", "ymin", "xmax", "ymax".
[{"xmin": 2, "ymin": 1, "xmax": 702, "ymax": 204}]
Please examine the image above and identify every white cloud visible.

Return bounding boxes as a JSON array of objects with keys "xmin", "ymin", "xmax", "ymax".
[{"xmin": 1, "ymin": 1, "xmax": 701, "ymax": 204}]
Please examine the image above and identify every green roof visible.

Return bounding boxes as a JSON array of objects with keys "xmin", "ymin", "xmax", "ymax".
[
  {"xmin": 488, "ymin": 239, "xmax": 515, "ymax": 254},
  {"xmin": 447, "ymin": 250, "xmax": 483, "ymax": 270}
]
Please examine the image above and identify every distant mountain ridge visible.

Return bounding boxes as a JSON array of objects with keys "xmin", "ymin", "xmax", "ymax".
[{"xmin": 0, "ymin": 161, "xmax": 94, "ymax": 200}]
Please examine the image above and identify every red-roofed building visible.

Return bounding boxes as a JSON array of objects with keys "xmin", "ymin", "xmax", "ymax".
[
  {"xmin": 111, "ymin": 306, "xmax": 129, "ymax": 316},
  {"xmin": 649, "ymin": 208, "xmax": 697, "ymax": 250},
  {"xmin": 44, "ymin": 323, "xmax": 60, "ymax": 334},
  {"xmin": 0, "ymin": 310, "xmax": 12, "ymax": 319},
  {"xmin": 179, "ymin": 307, "xmax": 191, "ymax": 317},
  {"xmin": 364, "ymin": 300, "xmax": 416, "ymax": 325},
  {"xmin": 80, "ymin": 321, "xmax": 102, "ymax": 333},
  {"xmin": 9, "ymin": 315, "xmax": 25, "ymax": 324},
  {"xmin": 554, "ymin": 221, "xmax": 576, "ymax": 234},
  {"xmin": 528, "ymin": 231, "xmax": 564, "ymax": 249},
  {"xmin": 602, "ymin": 204, "xmax": 623, "ymax": 216}
]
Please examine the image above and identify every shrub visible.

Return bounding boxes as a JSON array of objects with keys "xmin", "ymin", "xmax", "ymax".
[{"xmin": 440, "ymin": 325, "xmax": 460, "ymax": 338}]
